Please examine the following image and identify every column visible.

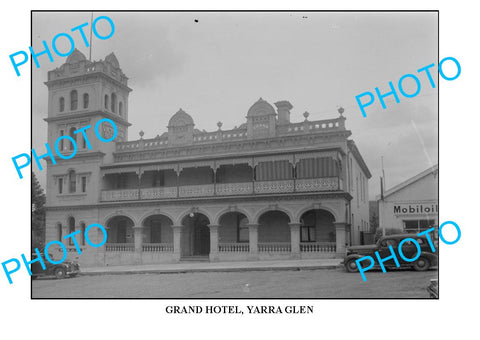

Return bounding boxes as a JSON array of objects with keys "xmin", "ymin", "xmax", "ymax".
[
  {"xmin": 334, "ymin": 222, "xmax": 347, "ymax": 256},
  {"xmin": 208, "ymin": 224, "xmax": 220, "ymax": 261},
  {"xmin": 248, "ymin": 223, "xmax": 259, "ymax": 260},
  {"xmin": 133, "ymin": 226, "xmax": 143, "ymax": 264},
  {"xmin": 171, "ymin": 224, "xmax": 184, "ymax": 261},
  {"xmin": 289, "ymin": 222, "xmax": 301, "ymax": 259}
]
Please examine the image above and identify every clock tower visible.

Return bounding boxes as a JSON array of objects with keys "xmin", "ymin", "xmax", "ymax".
[{"xmin": 43, "ymin": 49, "xmax": 132, "ymax": 206}]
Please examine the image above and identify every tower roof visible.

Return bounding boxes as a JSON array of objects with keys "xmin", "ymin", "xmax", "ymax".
[
  {"xmin": 105, "ymin": 52, "xmax": 120, "ymax": 68},
  {"xmin": 168, "ymin": 109, "xmax": 195, "ymax": 127},
  {"xmin": 247, "ymin": 98, "xmax": 276, "ymax": 117},
  {"xmin": 65, "ymin": 48, "xmax": 87, "ymax": 64}
]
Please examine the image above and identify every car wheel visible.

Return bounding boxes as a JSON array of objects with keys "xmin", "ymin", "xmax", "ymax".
[
  {"xmin": 54, "ymin": 267, "xmax": 66, "ymax": 279},
  {"xmin": 413, "ymin": 257, "xmax": 431, "ymax": 271},
  {"xmin": 345, "ymin": 259, "xmax": 359, "ymax": 273}
]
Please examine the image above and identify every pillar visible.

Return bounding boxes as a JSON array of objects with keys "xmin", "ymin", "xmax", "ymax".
[
  {"xmin": 248, "ymin": 223, "xmax": 259, "ymax": 260},
  {"xmin": 133, "ymin": 226, "xmax": 143, "ymax": 264},
  {"xmin": 334, "ymin": 222, "xmax": 347, "ymax": 256},
  {"xmin": 208, "ymin": 224, "xmax": 219, "ymax": 261},
  {"xmin": 172, "ymin": 224, "xmax": 184, "ymax": 261},
  {"xmin": 289, "ymin": 222, "xmax": 301, "ymax": 259}
]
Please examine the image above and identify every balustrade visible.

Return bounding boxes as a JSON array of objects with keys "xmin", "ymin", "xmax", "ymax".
[
  {"xmin": 105, "ymin": 243, "xmax": 135, "ymax": 252},
  {"xmin": 218, "ymin": 243, "xmax": 250, "ymax": 252},
  {"xmin": 141, "ymin": 187, "xmax": 177, "ymax": 199},
  {"xmin": 300, "ymin": 242, "xmax": 336, "ymax": 252},
  {"xmin": 142, "ymin": 243, "xmax": 174, "ymax": 252},
  {"xmin": 258, "ymin": 242, "xmax": 291, "ymax": 252},
  {"xmin": 101, "ymin": 189, "xmax": 139, "ymax": 201}
]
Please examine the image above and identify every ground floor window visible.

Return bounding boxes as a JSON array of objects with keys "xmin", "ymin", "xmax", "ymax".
[
  {"xmin": 403, "ymin": 219, "xmax": 436, "ymax": 233},
  {"xmin": 301, "ymin": 225, "xmax": 316, "ymax": 242}
]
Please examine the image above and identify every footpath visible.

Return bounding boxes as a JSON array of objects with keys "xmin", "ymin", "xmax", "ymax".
[{"xmin": 81, "ymin": 258, "xmax": 343, "ymax": 276}]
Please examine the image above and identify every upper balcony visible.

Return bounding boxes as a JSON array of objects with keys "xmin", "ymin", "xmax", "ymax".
[{"xmin": 100, "ymin": 150, "xmax": 345, "ymax": 202}]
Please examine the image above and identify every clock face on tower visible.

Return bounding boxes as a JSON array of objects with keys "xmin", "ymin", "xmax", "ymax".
[{"xmin": 102, "ymin": 123, "xmax": 115, "ymax": 140}]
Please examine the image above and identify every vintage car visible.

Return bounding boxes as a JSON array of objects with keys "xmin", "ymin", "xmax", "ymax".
[
  {"xmin": 343, "ymin": 233, "xmax": 438, "ymax": 273},
  {"xmin": 31, "ymin": 252, "xmax": 80, "ymax": 279}
]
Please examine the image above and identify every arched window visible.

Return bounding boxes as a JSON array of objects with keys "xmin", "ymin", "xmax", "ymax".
[
  {"xmin": 119, "ymin": 102, "xmax": 123, "ymax": 116},
  {"xmin": 83, "ymin": 93, "xmax": 89, "ymax": 109},
  {"xmin": 68, "ymin": 217, "xmax": 75, "ymax": 245},
  {"xmin": 104, "ymin": 94, "xmax": 109, "ymax": 110},
  {"xmin": 57, "ymin": 223, "xmax": 63, "ymax": 241},
  {"xmin": 59, "ymin": 97, "xmax": 65, "ymax": 112},
  {"xmin": 68, "ymin": 170, "xmax": 76, "ymax": 193},
  {"xmin": 69, "ymin": 127, "xmax": 76, "ymax": 151},
  {"xmin": 70, "ymin": 90, "xmax": 78, "ymax": 110},
  {"xmin": 111, "ymin": 93, "xmax": 117, "ymax": 113}
]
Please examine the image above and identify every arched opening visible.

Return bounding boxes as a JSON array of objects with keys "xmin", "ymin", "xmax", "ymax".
[
  {"xmin": 83, "ymin": 93, "xmax": 89, "ymax": 109},
  {"xmin": 297, "ymin": 209, "xmax": 337, "ymax": 253},
  {"xmin": 258, "ymin": 210, "xmax": 291, "ymax": 252},
  {"xmin": 104, "ymin": 94, "xmax": 109, "ymax": 110},
  {"xmin": 59, "ymin": 97, "xmax": 65, "ymax": 112},
  {"xmin": 70, "ymin": 90, "xmax": 78, "ymax": 110},
  {"xmin": 67, "ymin": 217, "xmax": 75, "ymax": 245},
  {"xmin": 106, "ymin": 216, "xmax": 134, "ymax": 244},
  {"xmin": 299, "ymin": 209, "xmax": 336, "ymax": 243},
  {"xmin": 181, "ymin": 212, "xmax": 210, "ymax": 256},
  {"xmin": 142, "ymin": 215, "xmax": 174, "ymax": 244},
  {"xmin": 111, "ymin": 93, "xmax": 117, "ymax": 113},
  {"xmin": 218, "ymin": 212, "xmax": 249, "ymax": 252}
]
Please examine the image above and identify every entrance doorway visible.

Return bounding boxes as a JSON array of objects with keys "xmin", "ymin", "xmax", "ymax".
[{"xmin": 181, "ymin": 213, "xmax": 210, "ymax": 257}]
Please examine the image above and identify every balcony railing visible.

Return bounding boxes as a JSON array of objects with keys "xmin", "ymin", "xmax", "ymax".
[
  {"xmin": 142, "ymin": 243, "xmax": 174, "ymax": 252},
  {"xmin": 101, "ymin": 189, "xmax": 139, "ymax": 201},
  {"xmin": 141, "ymin": 187, "xmax": 177, "ymax": 200},
  {"xmin": 258, "ymin": 242, "xmax": 291, "ymax": 252},
  {"xmin": 105, "ymin": 243, "xmax": 134, "ymax": 252},
  {"xmin": 218, "ymin": 243, "xmax": 250, "ymax": 252},
  {"xmin": 300, "ymin": 242, "xmax": 336, "ymax": 252},
  {"xmin": 100, "ymin": 178, "xmax": 342, "ymax": 202}
]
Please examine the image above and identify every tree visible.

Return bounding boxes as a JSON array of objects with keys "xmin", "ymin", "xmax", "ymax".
[{"xmin": 32, "ymin": 171, "xmax": 46, "ymax": 249}]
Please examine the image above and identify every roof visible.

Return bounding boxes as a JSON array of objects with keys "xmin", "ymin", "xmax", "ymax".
[
  {"xmin": 347, "ymin": 140, "xmax": 372, "ymax": 178},
  {"xmin": 377, "ymin": 164, "xmax": 438, "ymax": 200},
  {"xmin": 168, "ymin": 109, "xmax": 195, "ymax": 127},
  {"xmin": 247, "ymin": 97, "xmax": 276, "ymax": 117}
]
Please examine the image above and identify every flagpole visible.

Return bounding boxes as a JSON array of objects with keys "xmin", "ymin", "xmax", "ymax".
[{"xmin": 89, "ymin": 12, "xmax": 93, "ymax": 61}]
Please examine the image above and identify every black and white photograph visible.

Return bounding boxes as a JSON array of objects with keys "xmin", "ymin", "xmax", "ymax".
[{"xmin": 29, "ymin": 11, "xmax": 440, "ymax": 299}]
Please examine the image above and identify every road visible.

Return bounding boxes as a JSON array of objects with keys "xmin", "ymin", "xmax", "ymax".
[{"xmin": 32, "ymin": 268, "xmax": 437, "ymax": 298}]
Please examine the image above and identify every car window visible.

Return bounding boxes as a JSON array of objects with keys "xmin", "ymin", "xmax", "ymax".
[{"xmin": 381, "ymin": 239, "xmax": 397, "ymax": 247}]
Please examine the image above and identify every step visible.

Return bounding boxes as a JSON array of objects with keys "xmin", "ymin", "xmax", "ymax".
[{"xmin": 180, "ymin": 256, "xmax": 210, "ymax": 262}]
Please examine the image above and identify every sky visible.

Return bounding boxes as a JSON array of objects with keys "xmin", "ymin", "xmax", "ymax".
[{"xmin": 32, "ymin": 11, "xmax": 438, "ymax": 199}]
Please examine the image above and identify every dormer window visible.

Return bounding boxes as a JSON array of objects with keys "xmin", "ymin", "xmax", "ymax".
[{"xmin": 70, "ymin": 90, "xmax": 78, "ymax": 110}]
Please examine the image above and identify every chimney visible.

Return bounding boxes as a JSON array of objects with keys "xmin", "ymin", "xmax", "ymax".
[{"xmin": 274, "ymin": 100, "xmax": 293, "ymax": 124}]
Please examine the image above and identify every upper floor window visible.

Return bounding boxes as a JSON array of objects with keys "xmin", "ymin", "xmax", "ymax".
[
  {"xmin": 58, "ymin": 178, "xmax": 63, "ymax": 194},
  {"xmin": 69, "ymin": 127, "xmax": 76, "ymax": 151},
  {"xmin": 104, "ymin": 94, "xmax": 109, "ymax": 110},
  {"xmin": 70, "ymin": 90, "xmax": 78, "ymax": 110},
  {"xmin": 68, "ymin": 170, "xmax": 76, "ymax": 193},
  {"xmin": 119, "ymin": 102, "xmax": 123, "ymax": 116},
  {"xmin": 83, "ymin": 93, "xmax": 89, "ymax": 109},
  {"xmin": 59, "ymin": 130, "xmax": 65, "ymax": 151},
  {"xmin": 111, "ymin": 93, "xmax": 117, "ymax": 113},
  {"xmin": 59, "ymin": 97, "xmax": 65, "ymax": 112},
  {"xmin": 81, "ymin": 176, "xmax": 87, "ymax": 193}
]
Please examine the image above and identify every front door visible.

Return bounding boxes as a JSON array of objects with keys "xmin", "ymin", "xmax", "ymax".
[{"xmin": 193, "ymin": 224, "xmax": 210, "ymax": 255}]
